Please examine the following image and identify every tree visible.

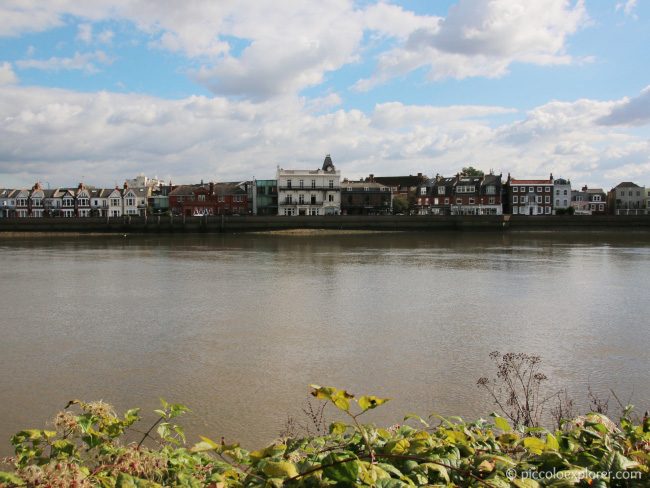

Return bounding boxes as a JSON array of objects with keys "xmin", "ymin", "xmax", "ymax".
[
  {"xmin": 461, "ymin": 166, "xmax": 484, "ymax": 177},
  {"xmin": 392, "ymin": 195, "xmax": 408, "ymax": 214}
]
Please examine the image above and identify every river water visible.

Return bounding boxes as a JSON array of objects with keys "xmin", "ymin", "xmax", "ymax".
[{"xmin": 0, "ymin": 231, "xmax": 648, "ymax": 454}]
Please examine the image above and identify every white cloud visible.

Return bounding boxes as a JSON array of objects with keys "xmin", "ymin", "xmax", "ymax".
[
  {"xmin": 357, "ymin": 0, "xmax": 588, "ymax": 90},
  {"xmin": 1, "ymin": 84, "xmax": 649, "ymax": 190},
  {"xmin": 15, "ymin": 51, "xmax": 112, "ymax": 74},
  {"xmin": 97, "ymin": 29, "xmax": 114, "ymax": 44},
  {"xmin": 76, "ymin": 23, "xmax": 92, "ymax": 43},
  {"xmin": 616, "ymin": 0, "xmax": 637, "ymax": 16},
  {"xmin": 597, "ymin": 85, "xmax": 650, "ymax": 126},
  {"xmin": 0, "ymin": 62, "xmax": 18, "ymax": 85}
]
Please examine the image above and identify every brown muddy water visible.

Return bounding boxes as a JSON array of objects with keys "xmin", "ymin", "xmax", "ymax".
[{"xmin": 0, "ymin": 231, "xmax": 648, "ymax": 454}]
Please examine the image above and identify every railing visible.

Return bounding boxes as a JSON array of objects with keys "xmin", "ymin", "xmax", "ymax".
[{"xmin": 278, "ymin": 186, "xmax": 340, "ymax": 191}]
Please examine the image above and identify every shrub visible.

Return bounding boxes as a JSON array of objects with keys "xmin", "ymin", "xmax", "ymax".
[{"xmin": 1, "ymin": 386, "xmax": 648, "ymax": 487}]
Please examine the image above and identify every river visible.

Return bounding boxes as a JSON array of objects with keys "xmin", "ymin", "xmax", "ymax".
[{"xmin": 0, "ymin": 231, "xmax": 648, "ymax": 454}]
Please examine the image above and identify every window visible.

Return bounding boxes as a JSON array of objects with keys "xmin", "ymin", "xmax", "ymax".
[
  {"xmin": 328, "ymin": 194, "xmax": 334, "ymax": 202},
  {"xmin": 437, "ymin": 186, "xmax": 445, "ymax": 195},
  {"xmin": 545, "ymin": 207, "xmax": 551, "ymax": 214},
  {"xmin": 545, "ymin": 196, "xmax": 550, "ymax": 203},
  {"xmin": 287, "ymin": 180, "xmax": 292, "ymax": 188},
  {"xmin": 545, "ymin": 187, "xmax": 550, "ymax": 192},
  {"xmin": 444, "ymin": 198, "xmax": 449, "ymax": 204},
  {"xmin": 311, "ymin": 194, "xmax": 316, "ymax": 204},
  {"xmin": 218, "ymin": 196, "xmax": 225, "ymax": 203},
  {"xmin": 489, "ymin": 197, "xmax": 495, "ymax": 204},
  {"xmin": 513, "ymin": 187, "xmax": 518, "ymax": 193},
  {"xmin": 434, "ymin": 198, "xmax": 439, "ymax": 205},
  {"xmin": 420, "ymin": 187, "xmax": 426, "ymax": 195},
  {"xmin": 563, "ymin": 189, "xmax": 567, "ymax": 195},
  {"xmin": 599, "ymin": 204, "xmax": 604, "ymax": 211},
  {"xmin": 513, "ymin": 196, "xmax": 519, "ymax": 203},
  {"xmin": 456, "ymin": 185, "xmax": 475, "ymax": 193},
  {"xmin": 329, "ymin": 180, "xmax": 334, "ymax": 189},
  {"xmin": 485, "ymin": 185, "xmax": 496, "ymax": 195},
  {"xmin": 364, "ymin": 187, "xmax": 370, "ymax": 191},
  {"xmin": 311, "ymin": 180, "xmax": 316, "ymax": 189},
  {"xmin": 593, "ymin": 195, "xmax": 601, "ymax": 202},
  {"xmin": 536, "ymin": 196, "xmax": 542, "ymax": 204},
  {"xmin": 556, "ymin": 199, "xmax": 560, "ymax": 206},
  {"xmin": 32, "ymin": 198, "xmax": 42, "ymax": 207},
  {"xmin": 126, "ymin": 198, "xmax": 135, "ymax": 206},
  {"xmin": 555, "ymin": 189, "xmax": 560, "ymax": 195},
  {"xmin": 111, "ymin": 198, "xmax": 120, "ymax": 206},
  {"xmin": 299, "ymin": 179, "xmax": 304, "ymax": 188},
  {"xmin": 197, "ymin": 195, "xmax": 206, "ymax": 201},
  {"xmin": 298, "ymin": 194, "xmax": 305, "ymax": 204},
  {"xmin": 529, "ymin": 186, "xmax": 534, "ymax": 192},
  {"xmin": 469, "ymin": 198, "xmax": 475, "ymax": 204},
  {"xmin": 521, "ymin": 195, "xmax": 528, "ymax": 203},
  {"xmin": 537, "ymin": 187, "xmax": 542, "ymax": 192},
  {"xmin": 456, "ymin": 198, "xmax": 462, "ymax": 204},
  {"xmin": 563, "ymin": 199, "xmax": 568, "ymax": 206},
  {"xmin": 513, "ymin": 207, "xmax": 518, "ymax": 214},
  {"xmin": 286, "ymin": 195, "xmax": 292, "ymax": 204}
]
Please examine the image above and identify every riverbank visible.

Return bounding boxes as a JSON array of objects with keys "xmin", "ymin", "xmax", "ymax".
[{"xmin": 1, "ymin": 214, "xmax": 650, "ymax": 234}]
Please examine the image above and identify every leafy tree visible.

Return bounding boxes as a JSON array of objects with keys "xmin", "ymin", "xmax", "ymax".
[
  {"xmin": 392, "ymin": 195, "xmax": 408, "ymax": 214},
  {"xmin": 461, "ymin": 166, "xmax": 484, "ymax": 176}
]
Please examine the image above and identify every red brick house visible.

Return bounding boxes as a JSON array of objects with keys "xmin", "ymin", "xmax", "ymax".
[{"xmin": 169, "ymin": 182, "xmax": 250, "ymax": 216}]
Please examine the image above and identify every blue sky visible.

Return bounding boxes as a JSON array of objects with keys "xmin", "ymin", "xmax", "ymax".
[{"xmin": 1, "ymin": 0, "xmax": 649, "ymax": 188}]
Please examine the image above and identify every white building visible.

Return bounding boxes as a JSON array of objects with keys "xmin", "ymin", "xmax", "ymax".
[
  {"xmin": 553, "ymin": 178, "xmax": 572, "ymax": 214},
  {"xmin": 125, "ymin": 174, "xmax": 165, "ymax": 190},
  {"xmin": 277, "ymin": 155, "xmax": 341, "ymax": 216}
]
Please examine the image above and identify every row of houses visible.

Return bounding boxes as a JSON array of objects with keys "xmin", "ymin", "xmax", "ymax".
[{"xmin": 1, "ymin": 156, "xmax": 649, "ymax": 218}]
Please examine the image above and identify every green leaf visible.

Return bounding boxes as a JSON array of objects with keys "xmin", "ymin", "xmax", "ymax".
[
  {"xmin": 115, "ymin": 472, "xmax": 163, "ymax": 487},
  {"xmin": 383, "ymin": 439, "xmax": 410, "ymax": 454},
  {"xmin": 523, "ymin": 436, "xmax": 546, "ymax": 454},
  {"xmin": 329, "ymin": 421, "xmax": 348, "ymax": 435},
  {"xmin": 403, "ymin": 413, "xmax": 429, "ymax": 428},
  {"xmin": 0, "ymin": 471, "xmax": 25, "ymax": 486},
  {"xmin": 261, "ymin": 461, "xmax": 299, "ymax": 479},
  {"xmin": 322, "ymin": 452, "xmax": 360, "ymax": 483},
  {"xmin": 493, "ymin": 416, "xmax": 511, "ymax": 432},
  {"xmin": 358, "ymin": 395, "xmax": 389, "ymax": 411},
  {"xmin": 545, "ymin": 433, "xmax": 559, "ymax": 451}
]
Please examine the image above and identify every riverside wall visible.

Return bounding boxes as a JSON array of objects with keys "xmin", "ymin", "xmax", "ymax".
[{"xmin": 1, "ymin": 214, "xmax": 650, "ymax": 234}]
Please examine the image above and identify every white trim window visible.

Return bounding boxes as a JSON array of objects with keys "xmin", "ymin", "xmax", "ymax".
[
  {"xmin": 513, "ymin": 186, "xmax": 519, "ymax": 193},
  {"xmin": 545, "ymin": 206, "xmax": 551, "ymax": 214},
  {"xmin": 513, "ymin": 196, "xmax": 519, "ymax": 203}
]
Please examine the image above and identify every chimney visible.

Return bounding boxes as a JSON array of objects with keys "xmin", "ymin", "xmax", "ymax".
[
  {"xmin": 369, "ymin": 174, "xmax": 374, "ymax": 182},
  {"xmin": 78, "ymin": 182, "xmax": 83, "ymax": 190},
  {"xmin": 123, "ymin": 181, "xmax": 128, "ymax": 189},
  {"xmin": 549, "ymin": 173, "xmax": 553, "ymax": 181},
  {"xmin": 582, "ymin": 185, "xmax": 588, "ymax": 191},
  {"xmin": 209, "ymin": 182, "xmax": 214, "ymax": 195}
]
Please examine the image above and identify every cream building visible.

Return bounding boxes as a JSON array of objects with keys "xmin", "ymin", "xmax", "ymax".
[{"xmin": 277, "ymin": 155, "xmax": 341, "ymax": 216}]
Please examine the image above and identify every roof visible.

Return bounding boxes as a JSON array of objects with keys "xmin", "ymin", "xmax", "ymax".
[
  {"xmin": 169, "ymin": 185, "xmax": 203, "ymax": 196},
  {"xmin": 613, "ymin": 181, "xmax": 642, "ymax": 188},
  {"xmin": 510, "ymin": 179, "xmax": 552, "ymax": 184},
  {"xmin": 554, "ymin": 178, "xmax": 570, "ymax": 185},
  {"xmin": 371, "ymin": 175, "xmax": 427, "ymax": 187},
  {"xmin": 215, "ymin": 182, "xmax": 246, "ymax": 195},
  {"xmin": 322, "ymin": 154, "xmax": 335, "ymax": 172},
  {"xmin": 342, "ymin": 180, "xmax": 388, "ymax": 190}
]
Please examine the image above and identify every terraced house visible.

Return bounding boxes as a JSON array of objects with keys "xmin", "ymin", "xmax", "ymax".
[
  {"xmin": 608, "ymin": 182, "xmax": 646, "ymax": 215},
  {"xmin": 504, "ymin": 174, "xmax": 554, "ymax": 216},
  {"xmin": 340, "ymin": 178, "xmax": 392, "ymax": 215},
  {"xmin": 416, "ymin": 173, "xmax": 502, "ymax": 215}
]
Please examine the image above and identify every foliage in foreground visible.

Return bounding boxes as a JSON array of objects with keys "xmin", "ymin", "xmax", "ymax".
[{"xmin": 1, "ymin": 386, "xmax": 649, "ymax": 488}]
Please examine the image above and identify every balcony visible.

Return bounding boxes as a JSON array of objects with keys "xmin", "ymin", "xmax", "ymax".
[{"xmin": 278, "ymin": 186, "xmax": 340, "ymax": 191}]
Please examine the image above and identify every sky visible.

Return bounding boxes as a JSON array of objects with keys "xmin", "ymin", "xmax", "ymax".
[{"xmin": 0, "ymin": 0, "xmax": 649, "ymax": 189}]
